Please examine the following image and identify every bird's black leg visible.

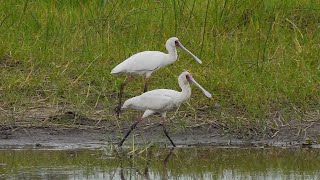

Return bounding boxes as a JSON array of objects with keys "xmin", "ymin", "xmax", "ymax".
[
  {"xmin": 118, "ymin": 118, "xmax": 143, "ymax": 147},
  {"xmin": 162, "ymin": 124, "xmax": 176, "ymax": 147},
  {"xmin": 143, "ymin": 77, "xmax": 149, "ymax": 93},
  {"xmin": 115, "ymin": 76, "xmax": 133, "ymax": 118},
  {"xmin": 115, "ymin": 82, "xmax": 125, "ymax": 117}
]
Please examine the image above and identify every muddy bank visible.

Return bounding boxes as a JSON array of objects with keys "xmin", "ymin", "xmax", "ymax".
[
  {"xmin": 1, "ymin": 119, "xmax": 320, "ymax": 149},
  {"xmin": 1, "ymin": 106, "xmax": 319, "ymax": 149}
]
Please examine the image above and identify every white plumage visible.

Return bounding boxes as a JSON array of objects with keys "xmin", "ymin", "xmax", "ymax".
[
  {"xmin": 122, "ymin": 89, "xmax": 178, "ymax": 116},
  {"xmin": 111, "ymin": 37, "xmax": 202, "ymax": 117},
  {"xmin": 118, "ymin": 71, "xmax": 212, "ymax": 147},
  {"xmin": 111, "ymin": 51, "xmax": 168, "ymax": 77},
  {"xmin": 122, "ymin": 71, "xmax": 211, "ymax": 118},
  {"xmin": 111, "ymin": 37, "xmax": 202, "ymax": 78}
]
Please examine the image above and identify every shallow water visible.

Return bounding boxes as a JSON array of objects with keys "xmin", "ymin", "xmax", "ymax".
[{"xmin": 1, "ymin": 147, "xmax": 320, "ymax": 179}]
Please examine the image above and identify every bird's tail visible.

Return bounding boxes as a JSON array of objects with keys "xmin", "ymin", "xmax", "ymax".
[
  {"xmin": 111, "ymin": 64, "xmax": 124, "ymax": 74},
  {"xmin": 121, "ymin": 99, "xmax": 130, "ymax": 110},
  {"xmin": 121, "ymin": 97, "xmax": 136, "ymax": 110}
]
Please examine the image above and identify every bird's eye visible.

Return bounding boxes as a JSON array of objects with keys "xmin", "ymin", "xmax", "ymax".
[{"xmin": 175, "ymin": 41, "xmax": 180, "ymax": 47}]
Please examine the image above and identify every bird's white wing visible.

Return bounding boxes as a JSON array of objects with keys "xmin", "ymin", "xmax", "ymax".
[
  {"xmin": 142, "ymin": 89, "xmax": 179, "ymax": 97},
  {"xmin": 122, "ymin": 94, "xmax": 174, "ymax": 112},
  {"xmin": 111, "ymin": 51, "xmax": 167, "ymax": 74}
]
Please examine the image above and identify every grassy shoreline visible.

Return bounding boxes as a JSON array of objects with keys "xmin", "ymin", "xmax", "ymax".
[{"xmin": 0, "ymin": 1, "xmax": 319, "ymax": 125}]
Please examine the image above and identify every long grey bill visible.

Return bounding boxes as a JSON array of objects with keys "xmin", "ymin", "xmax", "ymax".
[
  {"xmin": 178, "ymin": 42, "xmax": 202, "ymax": 64},
  {"xmin": 190, "ymin": 77, "xmax": 212, "ymax": 98}
]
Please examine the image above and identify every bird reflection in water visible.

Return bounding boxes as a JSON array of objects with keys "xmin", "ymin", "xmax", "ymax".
[{"xmin": 118, "ymin": 147, "xmax": 175, "ymax": 180}]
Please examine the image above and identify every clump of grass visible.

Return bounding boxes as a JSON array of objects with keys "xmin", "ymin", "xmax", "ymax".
[{"xmin": 0, "ymin": 0, "xmax": 319, "ymax": 125}]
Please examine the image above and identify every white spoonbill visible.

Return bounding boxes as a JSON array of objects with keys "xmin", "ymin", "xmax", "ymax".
[
  {"xmin": 111, "ymin": 37, "xmax": 202, "ymax": 117},
  {"xmin": 118, "ymin": 71, "xmax": 212, "ymax": 147}
]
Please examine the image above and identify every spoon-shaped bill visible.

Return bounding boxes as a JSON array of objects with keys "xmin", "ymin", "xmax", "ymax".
[
  {"xmin": 177, "ymin": 42, "xmax": 202, "ymax": 64},
  {"xmin": 189, "ymin": 77, "xmax": 212, "ymax": 98}
]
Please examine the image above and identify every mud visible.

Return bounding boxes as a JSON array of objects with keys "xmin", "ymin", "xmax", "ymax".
[
  {"xmin": 1, "ymin": 105, "xmax": 319, "ymax": 149},
  {"xmin": 1, "ymin": 118, "xmax": 320, "ymax": 149}
]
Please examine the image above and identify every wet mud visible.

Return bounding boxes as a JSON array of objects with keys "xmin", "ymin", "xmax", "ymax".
[{"xmin": 1, "ymin": 118, "xmax": 320, "ymax": 149}]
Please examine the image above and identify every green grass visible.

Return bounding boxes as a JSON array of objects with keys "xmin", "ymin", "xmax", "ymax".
[{"xmin": 0, "ymin": 0, "xmax": 319, "ymax": 123}]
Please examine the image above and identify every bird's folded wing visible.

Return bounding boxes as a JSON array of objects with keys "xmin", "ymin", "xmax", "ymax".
[
  {"xmin": 134, "ymin": 95, "xmax": 173, "ymax": 111},
  {"xmin": 122, "ymin": 51, "xmax": 165, "ymax": 72}
]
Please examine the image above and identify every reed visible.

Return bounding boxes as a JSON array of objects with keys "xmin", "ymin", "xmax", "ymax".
[{"xmin": 0, "ymin": 0, "xmax": 319, "ymax": 123}]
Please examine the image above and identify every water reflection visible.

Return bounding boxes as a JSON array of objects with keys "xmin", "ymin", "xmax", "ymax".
[
  {"xmin": 0, "ymin": 147, "xmax": 320, "ymax": 179},
  {"xmin": 117, "ymin": 147, "xmax": 175, "ymax": 180}
]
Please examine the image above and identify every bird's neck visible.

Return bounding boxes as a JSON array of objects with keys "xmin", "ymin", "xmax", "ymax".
[
  {"xmin": 179, "ymin": 81, "xmax": 192, "ymax": 102},
  {"xmin": 166, "ymin": 46, "xmax": 178, "ymax": 61}
]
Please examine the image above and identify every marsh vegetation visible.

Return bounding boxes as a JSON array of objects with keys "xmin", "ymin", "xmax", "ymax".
[{"xmin": 0, "ymin": 1, "xmax": 319, "ymax": 132}]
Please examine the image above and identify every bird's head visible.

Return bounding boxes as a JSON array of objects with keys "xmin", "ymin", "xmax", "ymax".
[
  {"xmin": 178, "ymin": 71, "xmax": 212, "ymax": 98},
  {"xmin": 165, "ymin": 37, "xmax": 202, "ymax": 64},
  {"xmin": 166, "ymin": 37, "xmax": 180, "ymax": 49},
  {"xmin": 179, "ymin": 70, "xmax": 192, "ymax": 85}
]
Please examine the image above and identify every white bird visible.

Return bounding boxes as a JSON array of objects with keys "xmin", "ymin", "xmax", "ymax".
[
  {"xmin": 111, "ymin": 37, "xmax": 202, "ymax": 117},
  {"xmin": 118, "ymin": 71, "xmax": 212, "ymax": 147}
]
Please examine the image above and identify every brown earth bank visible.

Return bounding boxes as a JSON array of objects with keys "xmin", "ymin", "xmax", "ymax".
[{"xmin": 1, "ymin": 112, "xmax": 320, "ymax": 149}]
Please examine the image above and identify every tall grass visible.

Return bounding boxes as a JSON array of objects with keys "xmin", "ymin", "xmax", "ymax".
[{"xmin": 0, "ymin": 0, "xmax": 319, "ymax": 121}]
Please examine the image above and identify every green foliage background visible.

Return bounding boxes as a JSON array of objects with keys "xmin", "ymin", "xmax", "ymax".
[{"xmin": 0, "ymin": 0, "xmax": 319, "ymax": 120}]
